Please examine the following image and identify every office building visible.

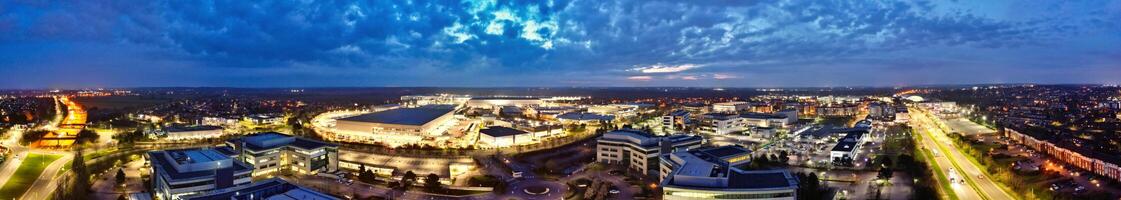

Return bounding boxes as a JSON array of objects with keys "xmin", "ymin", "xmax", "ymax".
[
  {"xmin": 162, "ymin": 125, "xmax": 225, "ymax": 140},
  {"xmin": 659, "ymin": 146, "xmax": 798, "ymax": 200},
  {"xmin": 712, "ymin": 101, "xmax": 748, "ymax": 113},
  {"xmin": 699, "ymin": 113, "xmax": 743, "ymax": 135},
  {"xmin": 225, "ymin": 132, "xmax": 339, "ymax": 177},
  {"xmin": 149, "ymin": 148, "xmax": 254, "ymax": 200},
  {"xmin": 740, "ymin": 113, "xmax": 791, "ymax": 128},
  {"xmin": 183, "ymin": 178, "xmax": 338, "ymax": 200},
  {"xmin": 597, "ymin": 129, "xmax": 704, "ymax": 176},
  {"xmin": 662, "ymin": 110, "xmax": 691, "ymax": 132}
]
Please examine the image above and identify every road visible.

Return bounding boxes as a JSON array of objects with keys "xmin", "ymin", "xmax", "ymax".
[
  {"xmin": 910, "ymin": 107, "xmax": 1015, "ymax": 200},
  {"xmin": 0, "ymin": 96, "xmax": 88, "ymax": 200}
]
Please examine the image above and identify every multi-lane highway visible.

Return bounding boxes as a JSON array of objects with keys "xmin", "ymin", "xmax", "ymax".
[{"xmin": 910, "ymin": 107, "xmax": 1015, "ymax": 200}]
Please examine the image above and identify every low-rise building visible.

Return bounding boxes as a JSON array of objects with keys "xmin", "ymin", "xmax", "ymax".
[
  {"xmin": 597, "ymin": 129, "xmax": 704, "ymax": 176},
  {"xmin": 245, "ymin": 114, "xmax": 284, "ymax": 125},
  {"xmin": 225, "ymin": 132, "xmax": 339, "ymax": 177},
  {"xmin": 662, "ymin": 110, "xmax": 691, "ymax": 132},
  {"xmin": 334, "ymin": 105, "xmax": 457, "ymax": 141},
  {"xmin": 183, "ymin": 178, "xmax": 338, "ymax": 200},
  {"xmin": 712, "ymin": 101, "xmax": 749, "ymax": 113},
  {"xmin": 556, "ymin": 112, "xmax": 615, "ymax": 124},
  {"xmin": 659, "ymin": 146, "xmax": 798, "ymax": 200},
  {"xmin": 817, "ymin": 104, "xmax": 859, "ymax": 116},
  {"xmin": 479, "ymin": 126, "xmax": 533, "ymax": 147},
  {"xmin": 1007, "ymin": 129, "xmax": 1121, "ymax": 182},
  {"xmin": 149, "ymin": 148, "xmax": 253, "ymax": 200},
  {"xmin": 162, "ymin": 125, "xmax": 224, "ymax": 140},
  {"xmin": 699, "ymin": 113, "xmax": 743, "ymax": 135},
  {"xmin": 201, "ymin": 116, "xmax": 240, "ymax": 127},
  {"xmin": 830, "ymin": 130, "xmax": 867, "ymax": 165},
  {"xmin": 740, "ymin": 113, "xmax": 791, "ymax": 128}
]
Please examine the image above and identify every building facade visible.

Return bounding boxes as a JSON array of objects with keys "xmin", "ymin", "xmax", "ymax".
[
  {"xmin": 1007, "ymin": 129, "xmax": 1121, "ymax": 181},
  {"xmin": 149, "ymin": 148, "xmax": 253, "ymax": 200},
  {"xmin": 662, "ymin": 110, "xmax": 691, "ymax": 132},
  {"xmin": 597, "ymin": 129, "xmax": 704, "ymax": 176},
  {"xmin": 225, "ymin": 132, "xmax": 339, "ymax": 178},
  {"xmin": 659, "ymin": 146, "xmax": 798, "ymax": 200},
  {"xmin": 699, "ymin": 113, "xmax": 744, "ymax": 135}
]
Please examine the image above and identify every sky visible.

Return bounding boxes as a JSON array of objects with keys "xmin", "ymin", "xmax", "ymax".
[{"xmin": 1, "ymin": 0, "xmax": 1119, "ymax": 89}]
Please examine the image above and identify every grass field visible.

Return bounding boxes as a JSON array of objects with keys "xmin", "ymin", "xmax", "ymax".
[{"xmin": 0, "ymin": 153, "xmax": 63, "ymax": 200}]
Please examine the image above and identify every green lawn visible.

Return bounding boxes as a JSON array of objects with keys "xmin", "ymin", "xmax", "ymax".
[{"xmin": 0, "ymin": 153, "xmax": 63, "ymax": 200}]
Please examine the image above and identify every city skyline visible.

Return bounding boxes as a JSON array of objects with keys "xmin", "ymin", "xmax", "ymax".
[{"xmin": 1, "ymin": 0, "xmax": 1119, "ymax": 88}]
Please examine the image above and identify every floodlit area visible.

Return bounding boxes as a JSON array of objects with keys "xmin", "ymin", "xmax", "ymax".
[
  {"xmin": 944, "ymin": 118, "xmax": 997, "ymax": 136},
  {"xmin": 311, "ymin": 108, "xmax": 560, "ymax": 149},
  {"xmin": 337, "ymin": 150, "xmax": 474, "ymax": 179}
]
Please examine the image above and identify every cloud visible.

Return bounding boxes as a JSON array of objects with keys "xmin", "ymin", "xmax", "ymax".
[
  {"xmin": 627, "ymin": 76, "xmax": 653, "ymax": 81},
  {"xmin": 713, "ymin": 73, "xmax": 739, "ymax": 80},
  {"xmin": 628, "ymin": 63, "xmax": 703, "ymax": 73},
  {"xmin": 0, "ymin": 0, "xmax": 1118, "ymax": 87}
]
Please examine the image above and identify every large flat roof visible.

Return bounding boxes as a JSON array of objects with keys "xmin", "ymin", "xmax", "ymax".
[
  {"xmin": 726, "ymin": 170, "xmax": 797, "ymax": 189},
  {"xmin": 227, "ymin": 132, "xmax": 336, "ymax": 151},
  {"xmin": 700, "ymin": 145, "xmax": 751, "ymax": 159},
  {"xmin": 480, "ymin": 126, "xmax": 528, "ymax": 137},
  {"xmin": 337, "ymin": 105, "xmax": 454, "ymax": 126},
  {"xmin": 149, "ymin": 149, "xmax": 252, "ymax": 180}
]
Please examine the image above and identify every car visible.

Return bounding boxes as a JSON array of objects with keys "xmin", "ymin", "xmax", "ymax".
[{"xmin": 609, "ymin": 189, "xmax": 620, "ymax": 194}]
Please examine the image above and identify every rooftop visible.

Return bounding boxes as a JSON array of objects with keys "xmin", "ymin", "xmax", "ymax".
[
  {"xmin": 703, "ymin": 112, "xmax": 739, "ymax": 120},
  {"xmin": 663, "ymin": 146, "xmax": 795, "ymax": 190},
  {"xmin": 741, "ymin": 112, "xmax": 785, "ymax": 119},
  {"xmin": 227, "ymin": 132, "xmax": 336, "ymax": 151},
  {"xmin": 480, "ymin": 126, "xmax": 528, "ymax": 137},
  {"xmin": 699, "ymin": 145, "xmax": 751, "ymax": 159},
  {"xmin": 337, "ymin": 105, "xmax": 455, "ymax": 126},
  {"xmin": 149, "ymin": 149, "xmax": 252, "ymax": 181},
  {"xmin": 726, "ymin": 170, "xmax": 798, "ymax": 189},
  {"xmin": 556, "ymin": 112, "xmax": 615, "ymax": 121},
  {"xmin": 185, "ymin": 178, "xmax": 338, "ymax": 200}
]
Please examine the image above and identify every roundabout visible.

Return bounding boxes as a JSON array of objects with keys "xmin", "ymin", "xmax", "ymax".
[
  {"xmin": 524, "ymin": 185, "xmax": 550, "ymax": 195},
  {"xmin": 506, "ymin": 179, "xmax": 567, "ymax": 200}
]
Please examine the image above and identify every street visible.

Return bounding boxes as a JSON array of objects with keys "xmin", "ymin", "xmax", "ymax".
[{"xmin": 910, "ymin": 107, "xmax": 1016, "ymax": 200}]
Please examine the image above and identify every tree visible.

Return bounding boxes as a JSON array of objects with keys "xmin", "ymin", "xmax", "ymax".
[
  {"xmin": 402, "ymin": 171, "xmax": 418, "ymax": 187},
  {"xmin": 115, "ymin": 169, "xmax": 126, "ymax": 187},
  {"xmin": 359, "ymin": 169, "xmax": 377, "ymax": 184},
  {"xmin": 424, "ymin": 173, "xmax": 441, "ymax": 191},
  {"xmin": 878, "ymin": 166, "xmax": 894, "ymax": 180},
  {"xmin": 796, "ymin": 172, "xmax": 823, "ymax": 200},
  {"xmin": 72, "ymin": 149, "xmax": 91, "ymax": 200},
  {"xmin": 75, "ymin": 128, "xmax": 99, "ymax": 144}
]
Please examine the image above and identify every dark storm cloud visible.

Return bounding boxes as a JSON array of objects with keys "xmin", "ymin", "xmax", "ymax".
[{"xmin": 0, "ymin": 0, "xmax": 1118, "ymax": 88}]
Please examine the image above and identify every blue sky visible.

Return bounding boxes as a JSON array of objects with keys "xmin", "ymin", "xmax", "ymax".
[{"xmin": 1, "ymin": 0, "xmax": 1119, "ymax": 88}]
